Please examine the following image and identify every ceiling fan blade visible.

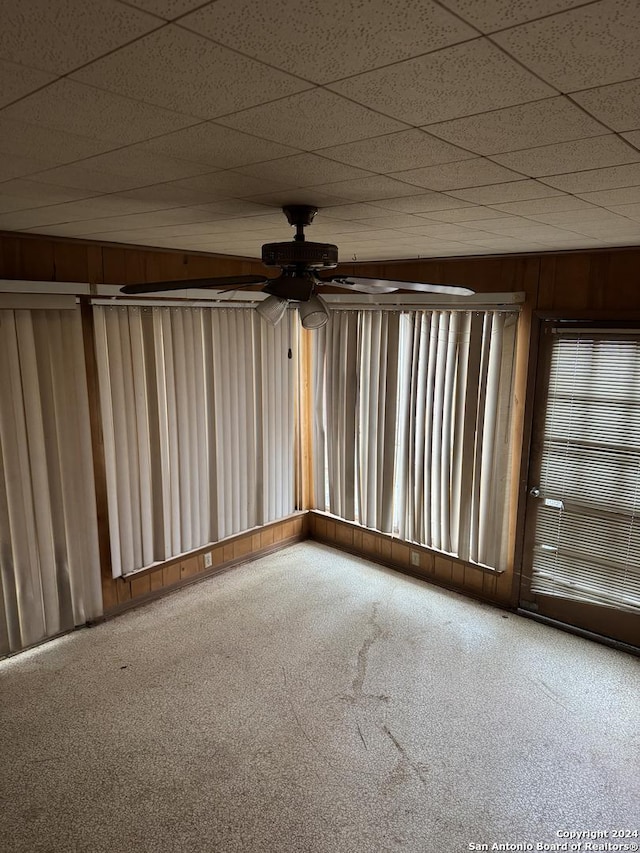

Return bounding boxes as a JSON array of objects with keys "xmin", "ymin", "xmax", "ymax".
[
  {"xmin": 325, "ymin": 276, "xmax": 475, "ymax": 296},
  {"xmin": 322, "ymin": 278, "xmax": 399, "ymax": 294},
  {"xmin": 120, "ymin": 274, "xmax": 268, "ymax": 295}
]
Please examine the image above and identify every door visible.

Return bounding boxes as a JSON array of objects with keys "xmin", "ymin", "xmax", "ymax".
[{"xmin": 520, "ymin": 324, "xmax": 640, "ymax": 648}]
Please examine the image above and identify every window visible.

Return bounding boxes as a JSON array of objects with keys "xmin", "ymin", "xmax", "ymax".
[
  {"xmin": 0, "ymin": 306, "xmax": 102, "ymax": 654},
  {"xmin": 93, "ymin": 305, "xmax": 297, "ymax": 577},
  {"xmin": 312, "ymin": 307, "xmax": 518, "ymax": 572}
]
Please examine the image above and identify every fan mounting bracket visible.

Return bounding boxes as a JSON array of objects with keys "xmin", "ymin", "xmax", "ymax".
[{"xmin": 283, "ymin": 204, "xmax": 318, "ymax": 230}]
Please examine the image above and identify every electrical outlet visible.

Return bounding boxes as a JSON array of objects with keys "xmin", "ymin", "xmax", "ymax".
[
  {"xmin": 203, "ymin": 551, "xmax": 213, "ymax": 568},
  {"xmin": 410, "ymin": 550, "xmax": 420, "ymax": 566}
]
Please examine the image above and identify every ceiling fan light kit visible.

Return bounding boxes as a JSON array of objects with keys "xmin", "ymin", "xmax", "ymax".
[
  {"xmin": 255, "ymin": 293, "xmax": 289, "ymax": 326},
  {"xmin": 120, "ymin": 204, "xmax": 475, "ymax": 329}
]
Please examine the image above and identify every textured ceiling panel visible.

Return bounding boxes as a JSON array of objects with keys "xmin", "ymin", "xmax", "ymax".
[
  {"xmin": 437, "ymin": 0, "xmax": 593, "ymax": 32},
  {"xmin": 234, "ymin": 154, "xmax": 375, "ymax": 188},
  {"xmin": 328, "ymin": 39, "xmax": 554, "ymax": 125},
  {"xmin": 491, "ymin": 135, "xmax": 640, "ymax": 177},
  {"xmin": 217, "ymin": 89, "xmax": 409, "ymax": 149},
  {"xmin": 0, "ymin": 0, "xmax": 639, "ymax": 260},
  {"xmin": 448, "ymin": 180, "xmax": 564, "ymax": 204},
  {"xmin": 539, "ymin": 162, "xmax": 640, "ymax": 193},
  {"xmin": 125, "ymin": 0, "xmax": 208, "ymax": 19},
  {"xmin": 571, "ymin": 79, "xmax": 640, "ymax": 133},
  {"xmin": 3, "ymin": 80, "xmax": 199, "ymax": 145},
  {"xmin": 492, "ymin": 0, "xmax": 640, "ymax": 91},
  {"xmin": 138, "ymin": 122, "xmax": 301, "ymax": 168},
  {"xmin": 0, "ymin": 59, "xmax": 55, "ymax": 109},
  {"xmin": 425, "ymin": 97, "xmax": 608, "ymax": 155},
  {"xmin": 180, "ymin": 0, "xmax": 476, "ymax": 84},
  {"xmin": 318, "ymin": 130, "xmax": 474, "ymax": 173},
  {"xmin": 389, "ymin": 158, "xmax": 523, "ymax": 191},
  {"xmin": 0, "ymin": 0, "xmax": 162, "ymax": 74},
  {"xmin": 72, "ymin": 26, "xmax": 311, "ymax": 119}
]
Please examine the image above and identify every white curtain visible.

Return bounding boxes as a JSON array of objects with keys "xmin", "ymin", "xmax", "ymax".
[
  {"xmin": 0, "ymin": 307, "xmax": 102, "ymax": 656},
  {"xmin": 93, "ymin": 305, "xmax": 296, "ymax": 577},
  {"xmin": 312, "ymin": 308, "xmax": 518, "ymax": 572}
]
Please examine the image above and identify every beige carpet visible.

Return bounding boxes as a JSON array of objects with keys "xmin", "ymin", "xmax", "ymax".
[{"xmin": 1, "ymin": 542, "xmax": 638, "ymax": 852}]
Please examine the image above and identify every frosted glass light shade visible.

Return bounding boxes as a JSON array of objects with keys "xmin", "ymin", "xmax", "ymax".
[
  {"xmin": 256, "ymin": 294, "xmax": 287, "ymax": 325},
  {"xmin": 298, "ymin": 295, "xmax": 328, "ymax": 329}
]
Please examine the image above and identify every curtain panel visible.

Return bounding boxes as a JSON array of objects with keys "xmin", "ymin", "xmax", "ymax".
[
  {"xmin": 93, "ymin": 305, "xmax": 296, "ymax": 578},
  {"xmin": 0, "ymin": 308, "xmax": 102, "ymax": 655},
  {"xmin": 312, "ymin": 308, "xmax": 518, "ymax": 572}
]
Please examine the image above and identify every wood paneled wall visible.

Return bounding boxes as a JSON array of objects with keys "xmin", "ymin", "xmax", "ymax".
[{"xmin": 2, "ymin": 230, "xmax": 639, "ymax": 617}]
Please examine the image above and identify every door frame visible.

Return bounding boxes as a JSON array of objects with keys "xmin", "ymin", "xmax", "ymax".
[{"xmin": 517, "ymin": 316, "xmax": 640, "ymax": 649}]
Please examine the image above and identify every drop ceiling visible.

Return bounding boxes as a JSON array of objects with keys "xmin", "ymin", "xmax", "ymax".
[{"xmin": 1, "ymin": 0, "xmax": 640, "ymax": 262}]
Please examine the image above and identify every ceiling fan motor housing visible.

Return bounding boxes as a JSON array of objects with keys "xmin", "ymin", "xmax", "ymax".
[{"xmin": 261, "ymin": 240, "xmax": 338, "ymax": 269}]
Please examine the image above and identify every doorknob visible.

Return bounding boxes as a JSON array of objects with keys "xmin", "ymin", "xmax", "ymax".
[{"xmin": 529, "ymin": 486, "xmax": 541, "ymax": 497}]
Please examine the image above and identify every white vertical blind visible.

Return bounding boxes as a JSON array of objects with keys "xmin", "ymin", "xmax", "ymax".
[
  {"xmin": 312, "ymin": 308, "xmax": 518, "ymax": 572},
  {"xmin": 93, "ymin": 305, "xmax": 296, "ymax": 577},
  {"xmin": 531, "ymin": 333, "xmax": 640, "ymax": 612},
  {"xmin": 0, "ymin": 308, "xmax": 102, "ymax": 655}
]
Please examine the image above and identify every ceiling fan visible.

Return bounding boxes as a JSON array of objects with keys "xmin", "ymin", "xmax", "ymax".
[{"xmin": 120, "ymin": 205, "xmax": 474, "ymax": 328}]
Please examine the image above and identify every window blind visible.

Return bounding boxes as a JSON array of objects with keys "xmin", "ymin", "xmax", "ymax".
[
  {"xmin": 531, "ymin": 333, "xmax": 640, "ymax": 612},
  {"xmin": 93, "ymin": 305, "xmax": 296, "ymax": 578},
  {"xmin": 312, "ymin": 308, "xmax": 518, "ymax": 572},
  {"xmin": 0, "ymin": 308, "xmax": 102, "ymax": 655}
]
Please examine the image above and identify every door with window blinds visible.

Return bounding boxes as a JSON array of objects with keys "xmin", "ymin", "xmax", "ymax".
[{"xmin": 521, "ymin": 328, "xmax": 640, "ymax": 646}]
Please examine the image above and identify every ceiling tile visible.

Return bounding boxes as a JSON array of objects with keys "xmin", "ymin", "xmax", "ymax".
[
  {"xmin": 577, "ymin": 186, "xmax": 640, "ymax": 206},
  {"xmin": 72, "ymin": 26, "xmax": 311, "ymax": 119},
  {"xmin": 571, "ymin": 79, "xmax": 640, "ymax": 132},
  {"xmin": 0, "ymin": 178, "xmax": 96, "ymax": 207},
  {"xmin": 180, "ymin": 0, "xmax": 476, "ymax": 84},
  {"xmin": 605, "ymin": 202, "xmax": 640, "ymax": 220},
  {"xmin": 490, "ymin": 135, "xmax": 640, "ymax": 177},
  {"xmin": 437, "ymin": 0, "xmax": 593, "ymax": 32},
  {"xmin": 168, "ymin": 171, "xmax": 293, "ymax": 198},
  {"xmin": 235, "ymin": 154, "xmax": 375, "ymax": 188},
  {"xmin": 244, "ymin": 188, "xmax": 351, "ymax": 208},
  {"xmin": 401, "ymin": 223, "xmax": 498, "ymax": 240},
  {"xmin": 113, "ymin": 183, "xmax": 260, "ymax": 208},
  {"xmin": 390, "ymin": 158, "xmax": 523, "ymax": 191},
  {"xmin": 2, "ymin": 79, "xmax": 198, "ymax": 145},
  {"xmin": 622, "ymin": 130, "xmax": 640, "ymax": 150},
  {"xmin": 521, "ymin": 208, "xmax": 634, "ymax": 226},
  {"xmin": 490, "ymin": 195, "xmax": 599, "ymax": 215},
  {"xmin": 0, "ymin": 154, "xmax": 60, "ymax": 182},
  {"xmin": 0, "ymin": 116, "xmax": 116, "ymax": 164},
  {"xmin": 75, "ymin": 148, "xmax": 218, "ymax": 186},
  {"xmin": 0, "ymin": 59, "xmax": 55, "ymax": 108},
  {"xmin": 366, "ymin": 194, "xmax": 470, "ymax": 213},
  {"xmin": 424, "ymin": 97, "xmax": 608, "ymax": 155},
  {"xmin": 417, "ymin": 206, "xmax": 511, "ymax": 222},
  {"xmin": 448, "ymin": 180, "xmax": 563, "ymax": 204},
  {"xmin": 320, "ymin": 175, "xmax": 427, "ymax": 202},
  {"xmin": 217, "ymin": 89, "xmax": 408, "ymax": 150},
  {"xmin": 492, "ymin": 0, "xmax": 640, "ymax": 91},
  {"xmin": 352, "ymin": 213, "xmax": 436, "ymax": 229},
  {"xmin": 138, "ymin": 122, "xmax": 301, "ymax": 168},
  {"xmin": 180, "ymin": 0, "xmax": 477, "ymax": 83},
  {"xmin": 327, "ymin": 39, "xmax": 554, "ymax": 125},
  {"xmin": 320, "ymin": 203, "xmax": 403, "ymax": 220},
  {"xmin": 0, "ymin": 0, "xmax": 162, "ymax": 75},
  {"xmin": 124, "ymin": 0, "xmax": 207, "ymax": 19},
  {"xmin": 317, "ymin": 129, "xmax": 473, "ymax": 173},
  {"xmin": 30, "ymin": 164, "xmax": 166, "ymax": 193},
  {"xmin": 539, "ymin": 162, "xmax": 640, "ymax": 193}
]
